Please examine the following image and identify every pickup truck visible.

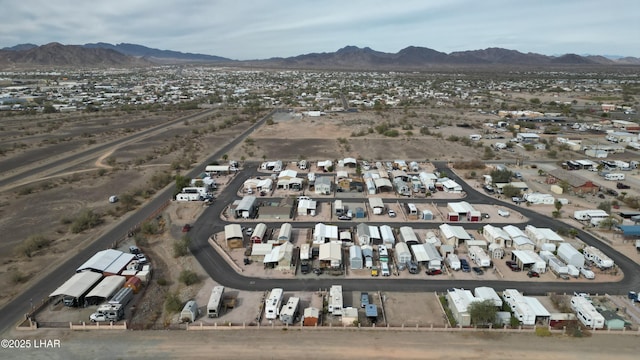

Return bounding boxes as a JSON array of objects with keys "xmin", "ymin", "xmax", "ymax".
[{"xmin": 617, "ymin": 182, "xmax": 631, "ymax": 189}]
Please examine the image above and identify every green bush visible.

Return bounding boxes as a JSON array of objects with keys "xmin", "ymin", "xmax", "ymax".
[
  {"xmin": 173, "ymin": 236, "xmax": 191, "ymax": 257},
  {"xmin": 164, "ymin": 292, "xmax": 183, "ymax": 313},
  {"xmin": 179, "ymin": 270, "xmax": 199, "ymax": 286},
  {"xmin": 70, "ymin": 209, "xmax": 103, "ymax": 233}
]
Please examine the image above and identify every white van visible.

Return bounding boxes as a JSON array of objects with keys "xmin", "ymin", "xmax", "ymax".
[{"xmin": 381, "ymin": 262, "xmax": 390, "ymax": 276}]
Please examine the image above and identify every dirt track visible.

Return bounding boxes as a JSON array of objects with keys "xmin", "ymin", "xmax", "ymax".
[{"xmin": 4, "ymin": 329, "xmax": 639, "ymax": 359}]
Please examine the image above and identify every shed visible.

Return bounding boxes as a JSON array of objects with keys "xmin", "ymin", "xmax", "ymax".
[
  {"xmin": 349, "ymin": 245, "xmax": 363, "ymax": 269},
  {"xmin": 421, "ymin": 209, "xmax": 433, "ymax": 220},
  {"xmin": 303, "ymin": 307, "xmax": 320, "ymax": 326},
  {"xmin": 601, "ymin": 310, "xmax": 626, "ymax": 330},
  {"xmin": 365, "ymin": 304, "xmax": 378, "ymax": 320},
  {"xmin": 180, "ymin": 300, "xmax": 199, "ymax": 323}
]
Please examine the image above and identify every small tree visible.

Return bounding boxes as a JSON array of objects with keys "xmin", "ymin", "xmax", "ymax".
[
  {"xmin": 468, "ymin": 299, "xmax": 498, "ymax": 326},
  {"xmin": 598, "ymin": 217, "xmax": 617, "ymax": 230}
]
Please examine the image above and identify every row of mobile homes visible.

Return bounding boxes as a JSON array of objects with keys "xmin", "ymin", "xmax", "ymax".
[
  {"xmin": 524, "ymin": 225, "xmax": 564, "ymax": 249},
  {"xmin": 557, "ymin": 243, "xmax": 585, "ymax": 269},
  {"xmin": 583, "ymin": 246, "xmax": 614, "ymax": 269},
  {"xmin": 571, "ymin": 295, "xmax": 604, "ymax": 329},
  {"xmin": 265, "ymin": 288, "xmax": 284, "ymax": 320},
  {"xmin": 279, "ymin": 297, "xmax": 300, "ymax": 325},
  {"xmin": 207, "ymin": 286, "xmax": 225, "ymax": 318},
  {"xmin": 328, "ymin": 285, "xmax": 344, "ymax": 316}
]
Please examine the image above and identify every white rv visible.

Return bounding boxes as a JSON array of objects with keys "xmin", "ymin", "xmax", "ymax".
[
  {"xmin": 207, "ymin": 286, "xmax": 225, "ymax": 318},
  {"xmin": 265, "ymin": 288, "xmax": 284, "ymax": 320},
  {"xmin": 604, "ymin": 173, "xmax": 625, "ymax": 181}
]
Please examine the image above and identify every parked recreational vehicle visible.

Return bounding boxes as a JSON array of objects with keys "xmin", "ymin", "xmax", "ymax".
[
  {"xmin": 468, "ymin": 246, "xmax": 491, "ymax": 267},
  {"xmin": 279, "ymin": 297, "xmax": 300, "ymax": 325},
  {"xmin": 583, "ymin": 246, "xmax": 614, "ymax": 269},
  {"xmin": 573, "ymin": 209, "xmax": 609, "ymax": 221},
  {"xmin": 90, "ymin": 303, "xmax": 124, "ymax": 322},
  {"xmin": 447, "ymin": 253, "xmax": 461, "ymax": 271},
  {"xmin": 580, "ymin": 267, "xmax": 595, "ymax": 279},
  {"xmin": 265, "ymin": 288, "xmax": 284, "ymax": 320},
  {"xmin": 328, "ymin": 285, "xmax": 344, "ymax": 316},
  {"xmin": 108, "ymin": 287, "xmax": 133, "ymax": 306},
  {"xmin": 207, "ymin": 286, "xmax": 225, "ymax": 318},
  {"xmin": 604, "ymin": 173, "xmax": 625, "ymax": 181},
  {"xmin": 180, "ymin": 300, "xmax": 199, "ymax": 323}
]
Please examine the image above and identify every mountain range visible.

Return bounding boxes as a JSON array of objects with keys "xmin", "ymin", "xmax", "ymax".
[{"xmin": 2, "ymin": 42, "xmax": 640, "ymax": 69}]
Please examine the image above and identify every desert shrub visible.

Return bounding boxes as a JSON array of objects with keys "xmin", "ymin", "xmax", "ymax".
[
  {"xmin": 173, "ymin": 236, "xmax": 191, "ymax": 257},
  {"xmin": 10, "ymin": 269, "xmax": 29, "ymax": 284},
  {"xmin": 17, "ymin": 235, "xmax": 50, "ymax": 258},
  {"xmin": 70, "ymin": 209, "xmax": 103, "ymax": 233},
  {"xmin": 140, "ymin": 221, "xmax": 159, "ymax": 235},
  {"xmin": 164, "ymin": 292, "xmax": 183, "ymax": 313},
  {"xmin": 535, "ymin": 327, "xmax": 552, "ymax": 337},
  {"xmin": 179, "ymin": 270, "xmax": 199, "ymax": 286}
]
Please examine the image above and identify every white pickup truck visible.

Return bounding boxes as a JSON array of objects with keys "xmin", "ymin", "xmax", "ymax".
[{"xmin": 498, "ymin": 209, "xmax": 510, "ymax": 217}]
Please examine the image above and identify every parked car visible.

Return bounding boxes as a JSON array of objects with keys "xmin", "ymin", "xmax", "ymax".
[
  {"xmin": 182, "ymin": 224, "xmax": 191, "ymax": 232},
  {"xmin": 426, "ymin": 268, "xmax": 442, "ymax": 276},
  {"xmin": 370, "ymin": 266, "xmax": 379, "ymax": 277},
  {"xmin": 129, "ymin": 246, "xmax": 140, "ymax": 255},
  {"xmin": 245, "ymin": 227, "xmax": 253, "ymax": 236},
  {"xmin": 512, "ymin": 197, "xmax": 524, "ymax": 204},
  {"xmin": 388, "ymin": 209, "xmax": 397, "ymax": 218},
  {"xmin": 338, "ymin": 215, "xmax": 352, "ymax": 220},
  {"xmin": 135, "ymin": 253, "xmax": 148, "ymax": 264},
  {"xmin": 472, "ymin": 267, "xmax": 484, "ymax": 275},
  {"xmin": 617, "ymin": 182, "xmax": 631, "ymax": 189},
  {"xmin": 506, "ymin": 260, "xmax": 521, "ymax": 271},
  {"xmin": 498, "ymin": 209, "xmax": 510, "ymax": 217},
  {"xmin": 460, "ymin": 259, "xmax": 471, "ymax": 272},
  {"xmin": 606, "ymin": 189, "xmax": 619, "ymax": 196},
  {"xmin": 300, "ymin": 262, "xmax": 310, "ymax": 274},
  {"xmin": 527, "ymin": 270, "xmax": 540, "ymax": 278}
]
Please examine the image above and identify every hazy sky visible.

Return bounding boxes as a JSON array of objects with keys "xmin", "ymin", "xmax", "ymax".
[{"xmin": 2, "ymin": 0, "xmax": 638, "ymax": 60}]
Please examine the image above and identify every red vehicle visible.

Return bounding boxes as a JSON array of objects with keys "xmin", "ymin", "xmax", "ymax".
[
  {"xmin": 182, "ymin": 224, "xmax": 191, "ymax": 232},
  {"xmin": 527, "ymin": 270, "xmax": 540, "ymax": 278},
  {"xmin": 426, "ymin": 269, "xmax": 442, "ymax": 276}
]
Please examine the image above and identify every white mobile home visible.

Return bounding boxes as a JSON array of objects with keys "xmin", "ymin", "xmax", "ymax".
[
  {"xmin": 571, "ymin": 295, "xmax": 604, "ymax": 329},
  {"xmin": 583, "ymin": 246, "xmax": 614, "ymax": 269},
  {"xmin": 395, "ymin": 242, "xmax": 412, "ymax": 265},
  {"xmin": 380, "ymin": 225, "xmax": 395, "ymax": 246},
  {"xmin": 329, "ymin": 285, "xmax": 343, "ymax": 316},
  {"xmin": 574, "ymin": 209, "xmax": 609, "ymax": 221},
  {"xmin": 279, "ymin": 297, "xmax": 300, "ymax": 325},
  {"xmin": 468, "ymin": 246, "xmax": 491, "ymax": 267},
  {"xmin": 265, "ymin": 288, "xmax": 284, "ymax": 320},
  {"xmin": 399, "ymin": 226, "xmax": 419, "ymax": 246},
  {"xmin": 207, "ymin": 286, "xmax": 225, "ymax": 318}
]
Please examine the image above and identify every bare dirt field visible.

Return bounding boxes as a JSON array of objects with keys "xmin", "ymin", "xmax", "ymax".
[{"xmin": 4, "ymin": 328, "xmax": 640, "ymax": 360}]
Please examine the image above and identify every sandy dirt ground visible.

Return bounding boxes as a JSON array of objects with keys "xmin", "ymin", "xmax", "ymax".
[{"xmin": 3, "ymin": 328, "xmax": 640, "ymax": 360}]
